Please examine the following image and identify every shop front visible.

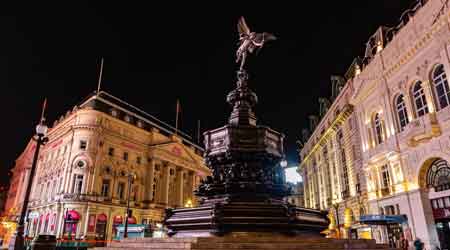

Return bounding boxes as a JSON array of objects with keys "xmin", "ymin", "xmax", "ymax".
[
  {"xmin": 431, "ymin": 197, "xmax": 450, "ymax": 250},
  {"xmin": 63, "ymin": 210, "xmax": 80, "ymax": 240},
  {"xmin": 359, "ymin": 214, "xmax": 408, "ymax": 248}
]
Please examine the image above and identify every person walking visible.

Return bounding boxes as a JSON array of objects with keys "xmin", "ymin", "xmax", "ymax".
[
  {"xmin": 400, "ymin": 235, "xmax": 409, "ymax": 250},
  {"xmin": 414, "ymin": 238, "xmax": 424, "ymax": 250}
]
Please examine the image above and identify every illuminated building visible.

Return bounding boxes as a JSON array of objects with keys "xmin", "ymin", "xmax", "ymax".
[
  {"xmin": 300, "ymin": 1, "xmax": 450, "ymax": 249},
  {"xmin": 4, "ymin": 91, "xmax": 210, "ymax": 241},
  {"xmin": 299, "ymin": 75, "xmax": 366, "ymax": 239}
]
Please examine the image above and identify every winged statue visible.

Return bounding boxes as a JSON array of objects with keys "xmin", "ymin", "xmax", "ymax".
[{"xmin": 236, "ymin": 16, "xmax": 277, "ymax": 71}]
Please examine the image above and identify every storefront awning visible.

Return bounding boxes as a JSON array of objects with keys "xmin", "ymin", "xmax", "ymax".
[{"xmin": 359, "ymin": 214, "xmax": 407, "ymax": 225}]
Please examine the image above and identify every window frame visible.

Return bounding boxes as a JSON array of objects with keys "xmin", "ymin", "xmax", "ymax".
[
  {"xmin": 395, "ymin": 94, "xmax": 409, "ymax": 131},
  {"xmin": 431, "ymin": 64, "xmax": 450, "ymax": 110},
  {"xmin": 373, "ymin": 113, "xmax": 383, "ymax": 144},
  {"xmin": 412, "ymin": 81, "xmax": 429, "ymax": 117}
]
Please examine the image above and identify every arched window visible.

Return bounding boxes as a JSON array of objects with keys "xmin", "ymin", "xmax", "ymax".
[
  {"xmin": 395, "ymin": 94, "xmax": 409, "ymax": 131},
  {"xmin": 432, "ymin": 64, "xmax": 450, "ymax": 110},
  {"xmin": 426, "ymin": 158, "xmax": 450, "ymax": 192},
  {"xmin": 412, "ymin": 81, "xmax": 429, "ymax": 117},
  {"xmin": 373, "ymin": 113, "xmax": 383, "ymax": 144}
]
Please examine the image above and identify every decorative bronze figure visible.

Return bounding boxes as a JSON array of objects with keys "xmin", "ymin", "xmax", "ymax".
[{"xmin": 236, "ymin": 16, "xmax": 277, "ymax": 71}]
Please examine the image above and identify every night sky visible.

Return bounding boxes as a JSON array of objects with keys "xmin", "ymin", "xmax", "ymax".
[{"xmin": 0, "ymin": 1, "xmax": 412, "ymax": 186}]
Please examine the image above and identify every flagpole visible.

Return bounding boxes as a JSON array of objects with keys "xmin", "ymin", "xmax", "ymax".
[
  {"xmin": 96, "ymin": 57, "xmax": 104, "ymax": 96},
  {"xmin": 175, "ymin": 99, "xmax": 180, "ymax": 135},
  {"xmin": 40, "ymin": 98, "xmax": 47, "ymax": 124}
]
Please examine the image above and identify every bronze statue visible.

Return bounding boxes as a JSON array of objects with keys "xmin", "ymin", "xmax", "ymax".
[{"xmin": 236, "ymin": 16, "xmax": 277, "ymax": 71}]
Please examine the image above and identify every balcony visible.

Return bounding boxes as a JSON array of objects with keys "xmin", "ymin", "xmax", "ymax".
[
  {"xmin": 365, "ymin": 136, "xmax": 397, "ymax": 162},
  {"xmin": 400, "ymin": 113, "xmax": 441, "ymax": 147}
]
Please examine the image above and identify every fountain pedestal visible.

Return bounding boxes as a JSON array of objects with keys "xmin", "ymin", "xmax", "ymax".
[{"xmin": 164, "ymin": 71, "xmax": 329, "ymax": 237}]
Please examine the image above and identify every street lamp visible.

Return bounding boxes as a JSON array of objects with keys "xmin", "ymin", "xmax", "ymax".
[
  {"xmin": 332, "ymin": 194, "xmax": 340, "ymax": 239},
  {"xmin": 9, "ymin": 121, "xmax": 48, "ymax": 250},
  {"xmin": 123, "ymin": 172, "xmax": 136, "ymax": 238}
]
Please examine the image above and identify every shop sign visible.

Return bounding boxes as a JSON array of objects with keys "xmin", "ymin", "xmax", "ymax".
[{"xmin": 433, "ymin": 208, "xmax": 450, "ymax": 219}]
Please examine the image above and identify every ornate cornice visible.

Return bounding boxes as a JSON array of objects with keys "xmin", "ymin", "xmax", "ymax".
[{"xmin": 300, "ymin": 104, "xmax": 354, "ymax": 169}]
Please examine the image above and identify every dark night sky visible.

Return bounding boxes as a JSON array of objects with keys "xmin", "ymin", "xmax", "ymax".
[{"xmin": 0, "ymin": 1, "xmax": 412, "ymax": 186}]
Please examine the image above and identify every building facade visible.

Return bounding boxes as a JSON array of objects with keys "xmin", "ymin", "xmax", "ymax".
[
  {"xmin": 299, "ymin": 75, "xmax": 366, "ymax": 239},
  {"xmin": 300, "ymin": 0, "xmax": 450, "ymax": 249},
  {"xmin": 5, "ymin": 92, "xmax": 210, "ymax": 241}
]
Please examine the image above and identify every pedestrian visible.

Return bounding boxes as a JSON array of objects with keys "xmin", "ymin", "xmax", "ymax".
[
  {"xmin": 414, "ymin": 238, "xmax": 424, "ymax": 250},
  {"xmin": 400, "ymin": 234, "xmax": 409, "ymax": 250}
]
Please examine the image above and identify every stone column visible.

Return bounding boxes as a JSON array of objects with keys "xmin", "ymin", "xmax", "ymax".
[
  {"xmin": 408, "ymin": 189, "xmax": 440, "ymax": 250},
  {"xmin": 146, "ymin": 159, "xmax": 155, "ymax": 202},
  {"xmin": 162, "ymin": 163, "xmax": 170, "ymax": 206},
  {"xmin": 82, "ymin": 206, "xmax": 90, "ymax": 238},
  {"xmin": 422, "ymin": 80, "xmax": 437, "ymax": 113},
  {"xmin": 176, "ymin": 168, "xmax": 184, "ymax": 208},
  {"xmin": 56, "ymin": 205, "xmax": 65, "ymax": 238}
]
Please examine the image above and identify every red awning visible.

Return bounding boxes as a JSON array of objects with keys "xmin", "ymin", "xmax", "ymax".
[
  {"xmin": 113, "ymin": 215, "xmax": 136, "ymax": 224},
  {"xmin": 64, "ymin": 210, "xmax": 81, "ymax": 220},
  {"xmin": 113, "ymin": 215, "xmax": 123, "ymax": 224},
  {"xmin": 97, "ymin": 214, "xmax": 107, "ymax": 222},
  {"xmin": 128, "ymin": 216, "xmax": 137, "ymax": 224}
]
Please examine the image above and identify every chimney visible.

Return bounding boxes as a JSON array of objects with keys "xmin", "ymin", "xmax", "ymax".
[
  {"xmin": 331, "ymin": 75, "xmax": 346, "ymax": 100},
  {"xmin": 301, "ymin": 128, "xmax": 310, "ymax": 143},
  {"xmin": 318, "ymin": 97, "xmax": 331, "ymax": 117},
  {"xmin": 308, "ymin": 115, "xmax": 319, "ymax": 131}
]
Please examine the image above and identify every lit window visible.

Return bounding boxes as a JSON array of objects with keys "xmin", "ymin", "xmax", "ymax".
[
  {"xmin": 432, "ymin": 64, "xmax": 450, "ymax": 110},
  {"xmin": 373, "ymin": 113, "xmax": 383, "ymax": 144},
  {"xmin": 395, "ymin": 94, "xmax": 409, "ymax": 131},
  {"xmin": 118, "ymin": 182, "xmax": 125, "ymax": 200},
  {"xmin": 101, "ymin": 179, "xmax": 110, "ymax": 197},
  {"xmin": 381, "ymin": 165, "xmax": 391, "ymax": 188},
  {"xmin": 73, "ymin": 174, "xmax": 84, "ymax": 194},
  {"xmin": 412, "ymin": 81, "xmax": 429, "ymax": 117},
  {"xmin": 108, "ymin": 147, "xmax": 114, "ymax": 156},
  {"xmin": 110, "ymin": 109, "xmax": 118, "ymax": 117},
  {"xmin": 79, "ymin": 140, "xmax": 87, "ymax": 150}
]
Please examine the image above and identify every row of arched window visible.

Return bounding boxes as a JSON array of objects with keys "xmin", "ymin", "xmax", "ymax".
[
  {"xmin": 371, "ymin": 64, "xmax": 450, "ymax": 145},
  {"xmin": 396, "ymin": 64, "xmax": 450, "ymax": 130}
]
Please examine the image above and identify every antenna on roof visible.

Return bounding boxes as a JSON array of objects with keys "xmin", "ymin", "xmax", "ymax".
[{"xmin": 96, "ymin": 57, "xmax": 104, "ymax": 96}]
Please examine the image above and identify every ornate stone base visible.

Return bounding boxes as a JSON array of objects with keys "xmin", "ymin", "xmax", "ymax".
[
  {"xmin": 164, "ymin": 199, "xmax": 329, "ymax": 237},
  {"xmin": 94, "ymin": 236, "xmax": 398, "ymax": 250}
]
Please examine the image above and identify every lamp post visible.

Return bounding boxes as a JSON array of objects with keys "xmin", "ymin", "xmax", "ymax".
[
  {"xmin": 332, "ymin": 194, "xmax": 340, "ymax": 239},
  {"xmin": 123, "ymin": 172, "xmax": 136, "ymax": 238},
  {"xmin": 9, "ymin": 121, "xmax": 48, "ymax": 250}
]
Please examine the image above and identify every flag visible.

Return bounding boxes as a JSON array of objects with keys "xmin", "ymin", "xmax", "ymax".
[
  {"xmin": 40, "ymin": 98, "xmax": 47, "ymax": 123},
  {"xmin": 175, "ymin": 99, "xmax": 180, "ymax": 134}
]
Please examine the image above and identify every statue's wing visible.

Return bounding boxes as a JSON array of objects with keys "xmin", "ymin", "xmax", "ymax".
[
  {"xmin": 263, "ymin": 32, "xmax": 277, "ymax": 41},
  {"xmin": 238, "ymin": 16, "xmax": 251, "ymax": 36}
]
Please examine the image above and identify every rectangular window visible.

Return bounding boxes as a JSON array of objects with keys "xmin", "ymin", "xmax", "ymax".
[
  {"xmin": 438, "ymin": 198, "xmax": 445, "ymax": 208},
  {"xmin": 136, "ymin": 156, "xmax": 141, "ymax": 165},
  {"xmin": 123, "ymin": 152, "xmax": 128, "ymax": 161},
  {"xmin": 101, "ymin": 179, "xmax": 110, "ymax": 197},
  {"xmin": 381, "ymin": 165, "xmax": 391, "ymax": 188},
  {"xmin": 118, "ymin": 182, "xmax": 125, "ymax": 199},
  {"xmin": 444, "ymin": 197, "xmax": 450, "ymax": 208},
  {"xmin": 108, "ymin": 147, "xmax": 114, "ymax": 156},
  {"xmin": 432, "ymin": 199, "xmax": 439, "ymax": 209},
  {"xmin": 73, "ymin": 175, "xmax": 84, "ymax": 194},
  {"xmin": 80, "ymin": 140, "xmax": 87, "ymax": 150}
]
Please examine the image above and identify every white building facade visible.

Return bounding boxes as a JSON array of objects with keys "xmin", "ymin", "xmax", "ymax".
[
  {"xmin": 5, "ymin": 92, "xmax": 210, "ymax": 241},
  {"xmin": 301, "ymin": 0, "xmax": 450, "ymax": 249}
]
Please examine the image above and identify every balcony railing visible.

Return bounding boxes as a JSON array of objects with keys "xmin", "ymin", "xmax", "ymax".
[{"xmin": 400, "ymin": 112, "xmax": 441, "ymax": 146}]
